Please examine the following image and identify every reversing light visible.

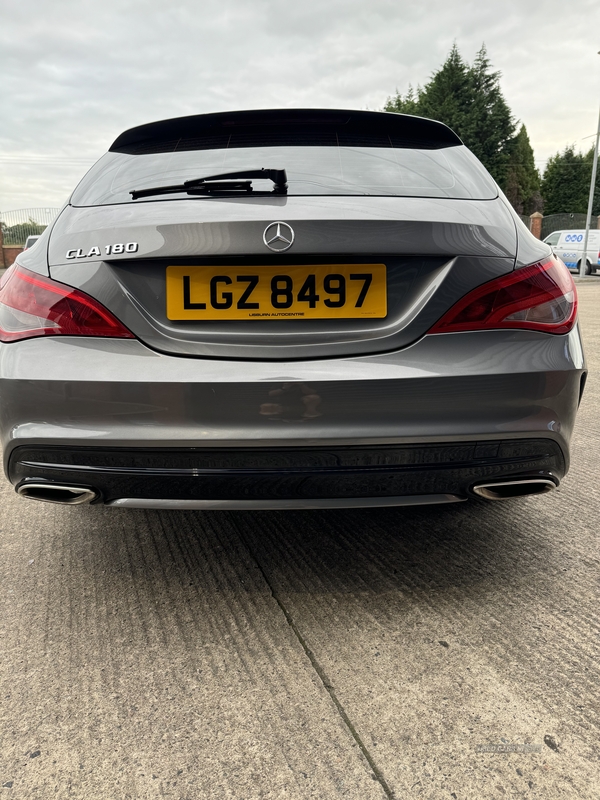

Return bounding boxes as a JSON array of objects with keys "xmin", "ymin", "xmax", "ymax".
[
  {"xmin": 429, "ymin": 256, "xmax": 577, "ymax": 335},
  {"xmin": 0, "ymin": 264, "xmax": 135, "ymax": 343}
]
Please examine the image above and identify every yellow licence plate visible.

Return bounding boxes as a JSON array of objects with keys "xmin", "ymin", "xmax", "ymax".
[{"xmin": 166, "ymin": 264, "xmax": 387, "ymax": 321}]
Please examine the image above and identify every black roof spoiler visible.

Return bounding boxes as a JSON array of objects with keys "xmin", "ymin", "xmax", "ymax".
[{"xmin": 109, "ymin": 108, "xmax": 462, "ymax": 153}]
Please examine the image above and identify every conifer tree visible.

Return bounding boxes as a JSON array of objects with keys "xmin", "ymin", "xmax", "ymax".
[
  {"xmin": 465, "ymin": 46, "xmax": 516, "ymax": 187},
  {"xmin": 384, "ymin": 45, "xmax": 517, "ymax": 192},
  {"xmin": 409, "ymin": 44, "xmax": 473, "ymax": 138},
  {"xmin": 504, "ymin": 125, "xmax": 541, "ymax": 214},
  {"xmin": 541, "ymin": 146, "xmax": 599, "ymax": 215},
  {"xmin": 385, "ymin": 84, "xmax": 421, "ymax": 116}
]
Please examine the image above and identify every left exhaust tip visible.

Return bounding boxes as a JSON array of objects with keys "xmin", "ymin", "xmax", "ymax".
[{"xmin": 17, "ymin": 483, "xmax": 98, "ymax": 505}]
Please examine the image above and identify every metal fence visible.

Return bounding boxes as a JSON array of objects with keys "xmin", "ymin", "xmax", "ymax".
[
  {"xmin": 541, "ymin": 213, "xmax": 599, "ymax": 240},
  {"xmin": 0, "ymin": 208, "xmax": 60, "ymax": 246}
]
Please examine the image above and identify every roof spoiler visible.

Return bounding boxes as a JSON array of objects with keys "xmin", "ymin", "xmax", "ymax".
[{"xmin": 109, "ymin": 108, "xmax": 462, "ymax": 154}]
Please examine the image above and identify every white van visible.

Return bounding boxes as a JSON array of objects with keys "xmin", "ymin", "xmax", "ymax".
[
  {"xmin": 23, "ymin": 235, "xmax": 41, "ymax": 250},
  {"xmin": 543, "ymin": 229, "xmax": 600, "ymax": 274}
]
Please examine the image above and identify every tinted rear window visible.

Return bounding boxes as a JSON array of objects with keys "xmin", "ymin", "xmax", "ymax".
[{"xmin": 71, "ymin": 141, "xmax": 498, "ymax": 206}]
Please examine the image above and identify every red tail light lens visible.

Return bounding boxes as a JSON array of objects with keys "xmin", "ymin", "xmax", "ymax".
[
  {"xmin": 0, "ymin": 264, "xmax": 135, "ymax": 343},
  {"xmin": 429, "ymin": 256, "xmax": 577, "ymax": 335}
]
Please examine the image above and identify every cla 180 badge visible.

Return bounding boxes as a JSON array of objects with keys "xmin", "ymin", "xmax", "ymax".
[{"xmin": 66, "ymin": 242, "xmax": 139, "ymax": 259}]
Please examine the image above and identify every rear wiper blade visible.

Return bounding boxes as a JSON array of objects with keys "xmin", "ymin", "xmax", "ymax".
[{"xmin": 130, "ymin": 168, "xmax": 288, "ymax": 199}]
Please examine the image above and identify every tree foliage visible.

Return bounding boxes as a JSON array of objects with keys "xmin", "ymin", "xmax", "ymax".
[
  {"xmin": 386, "ymin": 45, "xmax": 474, "ymax": 141},
  {"xmin": 504, "ymin": 125, "xmax": 542, "ymax": 214},
  {"xmin": 384, "ymin": 44, "xmax": 540, "ymax": 212},
  {"xmin": 541, "ymin": 145, "xmax": 599, "ymax": 216}
]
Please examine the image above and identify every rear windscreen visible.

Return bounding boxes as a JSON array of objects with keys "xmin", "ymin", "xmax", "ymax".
[{"xmin": 71, "ymin": 141, "xmax": 498, "ymax": 206}]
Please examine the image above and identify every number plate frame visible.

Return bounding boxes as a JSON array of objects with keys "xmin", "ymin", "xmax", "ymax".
[{"xmin": 166, "ymin": 264, "xmax": 387, "ymax": 320}]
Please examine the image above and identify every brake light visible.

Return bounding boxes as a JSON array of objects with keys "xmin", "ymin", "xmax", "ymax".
[
  {"xmin": 0, "ymin": 264, "xmax": 135, "ymax": 343},
  {"xmin": 429, "ymin": 256, "xmax": 577, "ymax": 335}
]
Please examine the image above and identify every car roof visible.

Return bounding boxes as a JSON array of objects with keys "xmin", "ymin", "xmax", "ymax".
[{"xmin": 109, "ymin": 108, "xmax": 463, "ymax": 154}]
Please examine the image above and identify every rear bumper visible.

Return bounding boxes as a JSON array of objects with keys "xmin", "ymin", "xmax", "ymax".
[
  {"xmin": 0, "ymin": 327, "xmax": 586, "ymax": 506},
  {"xmin": 10, "ymin": 439, "xmax": 565, "ymax": 507}
]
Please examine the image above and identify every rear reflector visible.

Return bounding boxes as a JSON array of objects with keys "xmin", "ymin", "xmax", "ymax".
[
  {"xmin": 0, "ymin": 264, "xmax": 135, "ymax": 343},
  {"xmin": 429, "ymin": 256, "xmax": 577, "ymax": 335}
]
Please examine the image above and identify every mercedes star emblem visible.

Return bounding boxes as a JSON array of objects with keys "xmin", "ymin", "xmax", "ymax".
[{"xmin": 263, "ymin": 221, "xmax": 295, "ymax": 252}]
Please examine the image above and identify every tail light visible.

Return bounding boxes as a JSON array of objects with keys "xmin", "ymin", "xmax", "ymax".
[
  {"xmin": 0, "ymin": 264, "xmax": 135, "ymax": 343},
  {"xmin": 429, "ymin": 256, "xmax": 577, "ymax": 335}
]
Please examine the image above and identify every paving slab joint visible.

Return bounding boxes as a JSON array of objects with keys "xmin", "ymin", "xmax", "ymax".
[{"xmin": 232, "ymin": 521, "xmax": 395, "ymax": 800}]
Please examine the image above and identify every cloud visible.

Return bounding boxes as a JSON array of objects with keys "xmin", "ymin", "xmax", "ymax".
[{"xmin": 1, "ymin": 0, "xmax": 598, "ymax": 209}]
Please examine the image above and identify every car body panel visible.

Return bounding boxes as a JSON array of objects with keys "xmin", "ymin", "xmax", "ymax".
[
  {"xmin": 48, "ymin": 196, "xmax": 519, "ymax": 360},
  {"xmin": 49, "ymin": 196, "xmax": 518, "ymax": 266},
  {"xmin": 49, "ymin": 254, "xmax": 517, "ymax": 360},
  {"xmin": 0, "ymin": 327, "xmax": 584, "ymax": 478},
  {"xmin": 510, "ymin": 214, "xmax": 553, "ymax": 268}
]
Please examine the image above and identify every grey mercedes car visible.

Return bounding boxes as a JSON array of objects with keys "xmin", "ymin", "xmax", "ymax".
[{"xmin": 0, "ymin": 109, "xmax": 586, "ymax": 509}]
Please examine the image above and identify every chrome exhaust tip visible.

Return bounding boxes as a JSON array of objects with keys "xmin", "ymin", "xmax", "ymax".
[
  {"xmin": 471, "ymin": 478, "xmax": 556, "ymax": 501},
  {"xmin": 17, "ymin": 483, "xmax": 98, "ymax": 505}
]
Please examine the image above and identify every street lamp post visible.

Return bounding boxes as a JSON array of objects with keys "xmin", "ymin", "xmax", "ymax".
[{"xmin": 579, "ymin": 52, "xmax": 600, "ymax": 277}]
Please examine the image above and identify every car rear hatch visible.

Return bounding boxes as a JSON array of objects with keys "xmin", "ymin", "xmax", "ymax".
[{"xmin": 47, "ymin": 109, "xmax": 517, "ymax": 360}]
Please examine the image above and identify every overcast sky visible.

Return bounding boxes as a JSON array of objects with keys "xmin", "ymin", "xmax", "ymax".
[{"xmin": 1, "ymin": 0, "xmax": 599, "ymax": 211}]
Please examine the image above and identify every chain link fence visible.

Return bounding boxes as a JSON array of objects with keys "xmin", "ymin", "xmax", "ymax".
[{"xmin": 0, "ymin": 208, "xmax": 60, "ymax": 246}]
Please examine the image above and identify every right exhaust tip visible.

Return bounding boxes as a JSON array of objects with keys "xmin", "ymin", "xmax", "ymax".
[{"xmin": 472, "ymin": 478, "xmax": 556, "ymax": 501}]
